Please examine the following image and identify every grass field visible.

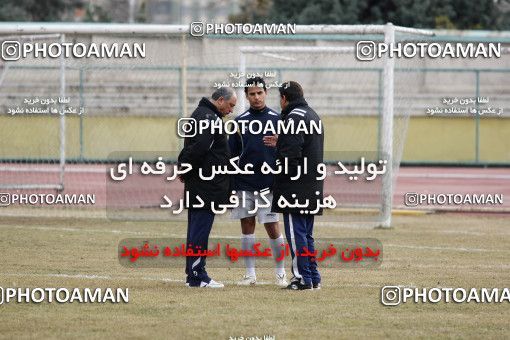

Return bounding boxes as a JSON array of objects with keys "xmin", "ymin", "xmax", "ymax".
[{"xmin": 0, "ymin": 212, "xmax": 509, "ymax": 339}]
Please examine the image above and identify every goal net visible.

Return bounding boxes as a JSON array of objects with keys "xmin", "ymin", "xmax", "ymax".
[
  {"xmin": 234, "ymin": 26, "xmax": 434, "ymax": 227},
  {"xmin": 0, "ymin": 24, "xmax": 433, "ymax": 227},
  {"xmin": 0, "ymin": 34, "xmax": 66, "ymax": 191}
]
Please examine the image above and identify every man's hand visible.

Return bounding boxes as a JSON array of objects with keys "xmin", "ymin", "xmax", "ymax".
[{"xmin": 263, "ymin": 134, "xmax": 278, "ymax": 147}]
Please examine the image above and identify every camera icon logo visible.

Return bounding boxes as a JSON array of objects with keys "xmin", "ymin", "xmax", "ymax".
[
  {"xmin": 190, "ymin": 22, "xmax": 205, "ymax": 37},
  {"xmin": 404, "ymin": 192, "xmax": 419, "ymax": 207},
  {"xmin": 381, "ymin": 286, "xmax": 401, "ymax": 306},
  {"xmin": 1, "ymin": 41, "xmax": 21, "ymax": 61},
  {"xmin": 177, "ymin": 118, "xmax": 197, "ymax": 138},
  {"xmin": 356, "ymin": 41, "xmax": 376, "ymax": 61},
  {"xmin": 0, "ymin": 193, "xmax": 11, "ymax": 207}
]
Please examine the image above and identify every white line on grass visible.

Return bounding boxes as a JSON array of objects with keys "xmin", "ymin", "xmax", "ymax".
[
  {"xmin": 383, "ymin": 263, "xmax": 510, "ymax": 270},
  {"xmin": 0, "ymin": 272, "xmax": 381, "ymax": 288},
  {"xmin": 439, "ymin": 229, "xmax": 510, "ymax": 236},
  {"xmin": 0, "ymin": 272, "xmax": 270, "ymax": 286},
  {"xmin": 385, "ymin": 244, "xmax": 510, "ymax": 253},
  {"xmin": 0, "ymin": 272, "xmax": 183, "ymax": 283},
  {"xmin": 0, "ymin": 224, "xmax": 153, "ymax": 235}
]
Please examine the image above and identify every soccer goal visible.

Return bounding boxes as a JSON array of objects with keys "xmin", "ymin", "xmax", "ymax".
[
  {"xmin": 0, "ymin": 23, "xmax": 433, "ymax": 226},
  {"xmin": 237, "ymin": 24, "xmax": 434, "ymax": 228}
]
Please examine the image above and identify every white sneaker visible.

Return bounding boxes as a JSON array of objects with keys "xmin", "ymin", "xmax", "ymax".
[
  {"xmin": 237, "ymin": 275, "xmax": 257, "ymax": 286},
  {"xmin": 275, "ymin": 273, "xmax": 288, "ymax": 287},
  {"xmin": 186, "ymin": 279, "xmax": 224, "ymax": 288}
]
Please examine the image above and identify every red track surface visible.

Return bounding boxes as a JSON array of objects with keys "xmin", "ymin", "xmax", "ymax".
[{"xmin": 1, "ymin": 164, "xmax": 509, "ymax": 213}]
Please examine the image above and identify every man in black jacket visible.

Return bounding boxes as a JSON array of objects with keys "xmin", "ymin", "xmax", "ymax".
[
  {"xmin": 178, "ymin": 87, "xmax": 237, "ymax": 288},
  {"xmin": 272, "ymin": 81, "xmax": 324, "ymax": 290}
]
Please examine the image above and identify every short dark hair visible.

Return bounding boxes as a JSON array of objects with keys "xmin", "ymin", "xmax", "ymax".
[
  {"xmin": 279, "ymin": 81, "xmax": 304, "ymax": 102},
  {"xmin": 245, "ymin": 76, "xmax": 267, "ymax": 93}
]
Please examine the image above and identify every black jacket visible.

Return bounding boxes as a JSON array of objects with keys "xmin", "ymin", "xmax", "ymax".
[
  {"xmin": 271, "ymin": 98, "xmax": 324, "ymax": 215},
  {"xmin": 178, "ymin": 97, "xmax": 231, "ymax": 209}
]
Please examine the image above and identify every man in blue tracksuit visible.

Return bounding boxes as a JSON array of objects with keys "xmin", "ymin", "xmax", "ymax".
[
  {"xmin": 229, "ymin": 77, "xmax": 288, "ymax": 287},
  {"xmin": 272, "ymin": 81, "xmax": 324, "ymax": 290}
]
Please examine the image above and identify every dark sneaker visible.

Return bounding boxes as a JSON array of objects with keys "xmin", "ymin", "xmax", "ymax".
[
  {"xmin": 312, "ymin": 282, "xmax": 321, "ymax": 290},
  {"xmin": 284, "ymin": 281, "xmax": 313, "ymax": 290}
]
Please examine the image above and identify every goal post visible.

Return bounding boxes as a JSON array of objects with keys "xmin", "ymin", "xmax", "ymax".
[{"xmin": 381, "ymin": 23, "xmax": 395, "ymax": 228}]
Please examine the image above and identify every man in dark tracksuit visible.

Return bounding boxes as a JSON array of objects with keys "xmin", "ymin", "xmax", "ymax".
[
  {"xmin": 178, "ymin": 87, "xmax": 237, "ymax": 288},
  {"xmin": 272, "ymin": 81, "xmax": 324, "ymax": 290}
]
